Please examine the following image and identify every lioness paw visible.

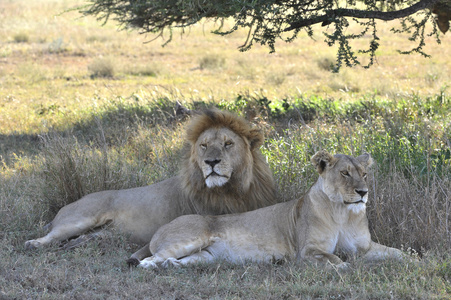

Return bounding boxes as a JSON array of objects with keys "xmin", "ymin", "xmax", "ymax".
[
  {"xmin": 139, "ymin": 258, "xmax": 159, "ymax": 269},
  {"xmin": 325, "ymin": 261, "xmax": 351, "ymax": 272},
  {"xmin": 162, "ymin": 257, "xmax": 182, "ymax": 268}
]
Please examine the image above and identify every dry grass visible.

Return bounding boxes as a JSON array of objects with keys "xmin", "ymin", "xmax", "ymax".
[
  {"xmin": 1, "ymin": 96, "xmax": 449, "ymax": 298},
  {"xmin": 0, "ymin": 0, "xmax": 450, "ymax": 298}
]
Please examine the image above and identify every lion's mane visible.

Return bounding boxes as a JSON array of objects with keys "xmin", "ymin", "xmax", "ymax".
[{"xmin": 180, "ymin": 109, "xmax": 277, "ymax": 214}]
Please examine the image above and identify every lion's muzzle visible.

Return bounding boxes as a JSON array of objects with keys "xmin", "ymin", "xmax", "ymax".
[{"xmin": 344, "ymin": 200, "xmax": 365, "ymax": 205}]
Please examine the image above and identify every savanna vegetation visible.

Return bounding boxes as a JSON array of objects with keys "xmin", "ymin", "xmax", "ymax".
[{"xmin": 0, "ymin": 0, "xmax": 450, "ymax": 299}]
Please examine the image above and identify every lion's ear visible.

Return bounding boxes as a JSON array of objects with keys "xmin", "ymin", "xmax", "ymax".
[
  {"xmin": 248, "ymin": 128, "xmax": 264, "ymax": 150},
  {"xmin": 311, "ymin": 150, "xmax": 337, "ymax": 174},
  {"xmin": 356, "ymin": 153, "xmax": 373, "ymax": 168}
]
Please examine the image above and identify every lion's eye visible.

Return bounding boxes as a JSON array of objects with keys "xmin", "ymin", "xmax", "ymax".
[
  {"xmin": 340, "ymin": 171, "xmax": 350, "ymax": 177},
  {"xmin": 200, "ymin": 143, "xmax": 207, "ymax": 150},
  {"xmin": 224, "ymin": 141, "xmax": 234, "ymax": 148},
  {"xmin": 362, "ymin": 173, "xmax": 367, "ymax": 179}
]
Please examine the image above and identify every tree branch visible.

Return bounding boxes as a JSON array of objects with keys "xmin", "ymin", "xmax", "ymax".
[{"xmin": 284, "ymin": 0, "xmax": 441, "ymax": 31}]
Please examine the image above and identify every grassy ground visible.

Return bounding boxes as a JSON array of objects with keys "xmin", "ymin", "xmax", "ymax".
[{"xmin": 1, "ymin": 0, "xmax": 450, "ymax": 299}]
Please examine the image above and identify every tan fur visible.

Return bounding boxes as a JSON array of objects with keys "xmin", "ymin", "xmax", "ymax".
[
  {"xmin": 25, "ymin": 109, "xmax": 277, "ymax": 261},
  {"xmin": 139, "ymin": 151, "xmax": 403, "ymax": 270}
]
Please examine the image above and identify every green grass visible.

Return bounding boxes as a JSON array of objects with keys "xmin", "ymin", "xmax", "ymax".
[{"xmin": 1, "ymin": 0, "xmax": 450, "ymax": 298}]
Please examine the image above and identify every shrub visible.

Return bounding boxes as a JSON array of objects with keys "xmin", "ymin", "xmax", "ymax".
[
  {"xmin": 48, "ymin": 37, "xmax": 67, "ymax": 54},
  {"xmin": 199, "ymin": 54, "xmax": 225, "ymax": 70},
  {"xmin": 13, "ymin": 32, "xmax": 29, "ymax": 43},
  {"xmin": 88, "ymin": 57, "xmax": 115, "ymax": 78},
  {"xmin": 126, "ymin": 64, "xmax": 160, "ymax": 77},
  {"xmin": 316, "ymin": 56, "xmax": 335, "ymax": 71}
]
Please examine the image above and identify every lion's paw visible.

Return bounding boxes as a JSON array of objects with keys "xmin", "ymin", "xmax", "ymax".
[{"xmin": 24, "ymin": 240, "xmax": 42, "ymax": 250}]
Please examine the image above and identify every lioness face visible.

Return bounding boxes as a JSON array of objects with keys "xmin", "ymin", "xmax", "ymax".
[
  {"xmin": 195, "ymin": 127, "xmax": 251, "ymax": 188},
  {"xmin": 316, "ymin": 152, "xmax": 373, "ymax": 213}
]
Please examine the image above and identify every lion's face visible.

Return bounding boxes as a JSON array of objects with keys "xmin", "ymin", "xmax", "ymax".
[
  {"xmin": 312, "ymin": 151, "xmax": 373, "ymax": 213},
  {"xmin": 180, "ymin": 108, "xmax": 276, "ymax": 214},
  {"xmin": 195, "ymin": 127, "xmax": 251, "ymax": 188}
]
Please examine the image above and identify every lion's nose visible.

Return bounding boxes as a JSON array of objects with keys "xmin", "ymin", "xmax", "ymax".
[
  {"xmin": 355, "ymin": 189, "xmax": 368, "ymax": 198},
  {"xmin": 205, "ymin": 159, "xmax": 221, "ymax": 168}
]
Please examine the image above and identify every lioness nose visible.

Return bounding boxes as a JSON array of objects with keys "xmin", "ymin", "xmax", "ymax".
[
  {"xmin": 355, "ymin": 189, "xmax": 368, "ymax": 197},
  {"xmin": 205, "ymin": 159, "xmax": 221, "ymax": 167}
]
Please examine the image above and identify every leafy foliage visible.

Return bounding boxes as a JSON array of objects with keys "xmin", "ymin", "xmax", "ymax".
[{"xmin": 80, "ymin": 0, "xmax": 448, "ymax": 70}]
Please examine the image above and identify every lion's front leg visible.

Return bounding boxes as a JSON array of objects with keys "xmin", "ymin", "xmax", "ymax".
[{"xmin": 362, "ymin": 241, "xmax": 403, "ymax": 262}]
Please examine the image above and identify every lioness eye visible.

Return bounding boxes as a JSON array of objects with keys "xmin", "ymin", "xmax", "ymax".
[
  {"xmin": 362, "ymin": 173, "xmax": 367, "ymax": 179},
  {"xmin": 340, "ymin": 171, "xmax": 350, "ymax": 177}
]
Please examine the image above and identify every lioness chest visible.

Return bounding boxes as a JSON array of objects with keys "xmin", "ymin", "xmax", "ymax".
[
  {"xmin": 306, "ymin": 212, "xmax": 372, "ymax": 255},
  {"xmin": 334, "ymin": 224, "xmax": 372, "ymax": 254}
]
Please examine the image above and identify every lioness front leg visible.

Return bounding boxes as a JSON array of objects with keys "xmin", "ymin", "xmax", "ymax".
[
  {"xmin": 362, "ymin": 241, "xmax": 404, "ymax": 262},
  {"xmin": 301, "ymin": 247, "xmax": 349, "ymax": 269}
]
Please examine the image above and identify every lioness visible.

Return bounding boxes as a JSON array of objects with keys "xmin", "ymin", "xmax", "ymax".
[
  {"xmin": 139, "ymin": 150, "xmax": 403, "ymax": 269},
  {"xmin": 25, "ymin": 109, "xmax": 277, "ymax": 263}
]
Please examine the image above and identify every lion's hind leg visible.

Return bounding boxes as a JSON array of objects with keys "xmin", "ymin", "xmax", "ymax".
[
  {"xmin": 25, "ymin": 224, "xmax": 83, "ymax": 250},
  {"xmin": 25, "ymin": 215, "xmax": 106, "ymax": 250}
]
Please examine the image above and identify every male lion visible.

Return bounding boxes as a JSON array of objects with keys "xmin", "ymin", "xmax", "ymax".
[
  {"xmin": 139, "ymin": 150, "xmax": 403, "ymax": 269},
  {"xmin": 25, "ymin": 109, "xmax": 277, "ymax": 263}
]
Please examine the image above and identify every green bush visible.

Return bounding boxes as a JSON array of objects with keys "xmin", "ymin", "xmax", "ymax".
[{"xmin": 13, "ymin": 32, "xmax": 29, "ymax": 43}]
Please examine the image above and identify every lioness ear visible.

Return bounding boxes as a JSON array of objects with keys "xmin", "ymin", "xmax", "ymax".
[
  {"xmin": 247, "ymin": 128, "xmax": 264, "ymax": 150},
  {"xmin": 311, "ymin": 150, "xmax": 337, "ymax": 174},
  {"xmin": 356, "ymin": 153, "xmax": 373, "ymax": 168}
]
